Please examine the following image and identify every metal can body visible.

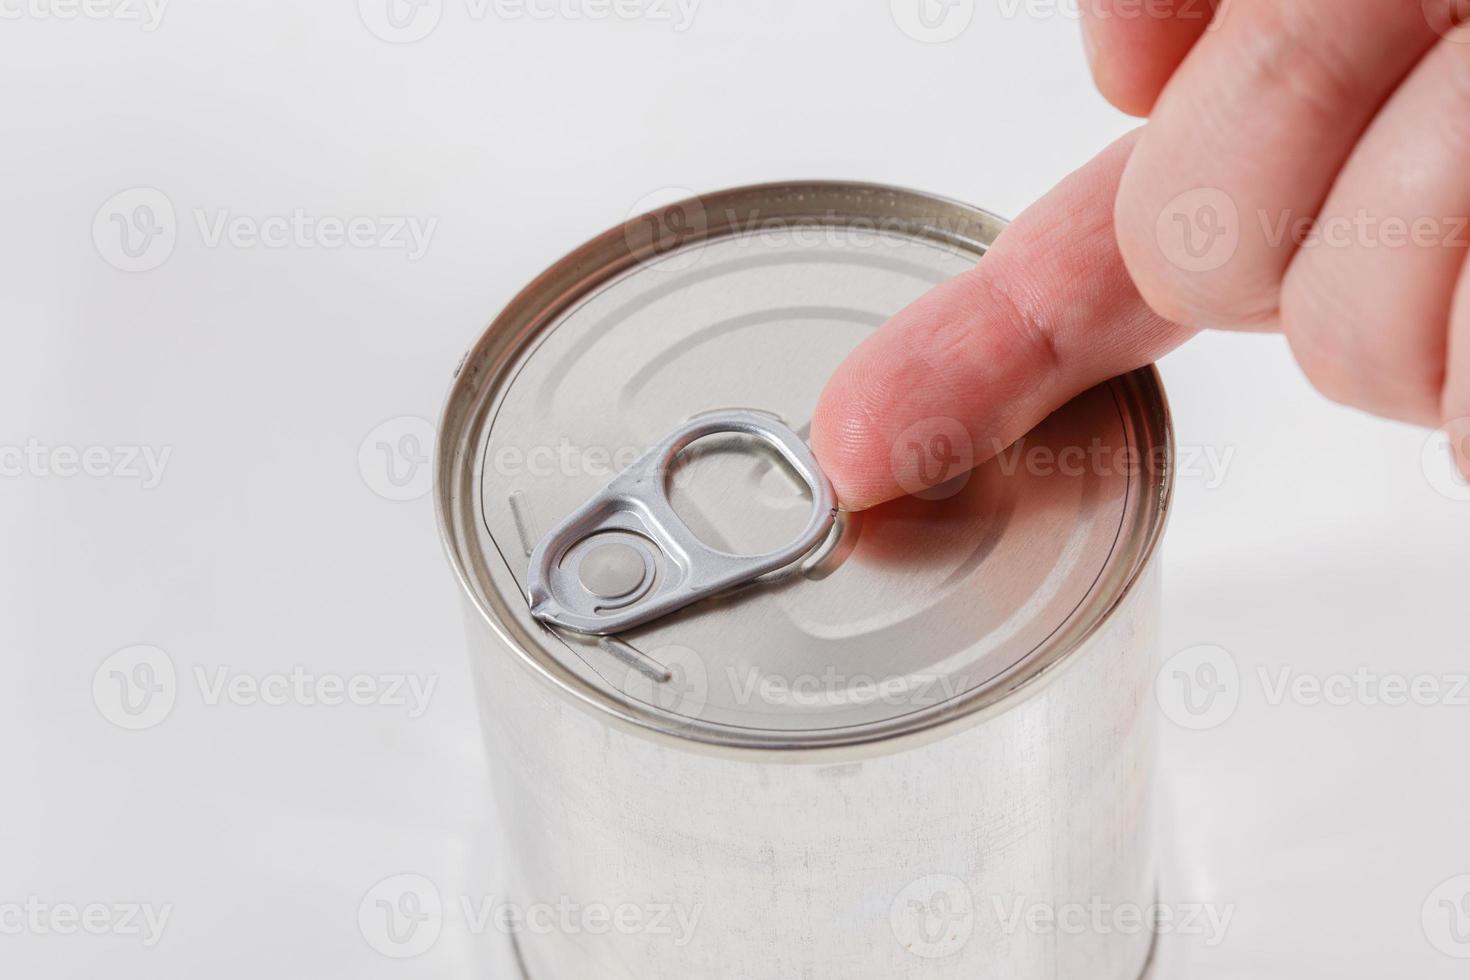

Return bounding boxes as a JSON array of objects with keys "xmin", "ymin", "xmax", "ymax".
[
  {"xmin": 468, "ymin": 570, "xmax": 1158, "ymax": 978},
  {"xmin": 437, "ymin": 183, "xmax": 1172, "ymax": 979}
]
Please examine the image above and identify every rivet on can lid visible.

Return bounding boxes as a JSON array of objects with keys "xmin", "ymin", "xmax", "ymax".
[{"xmin": 578, "ymin": 543, "xmax": 647, "ymax": 599}]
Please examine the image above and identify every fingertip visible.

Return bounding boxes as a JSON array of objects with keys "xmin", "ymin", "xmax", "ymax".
[
  {"xmin": 1079, "ymin": 0, "xmax": 1215, "ymax": 117},
  {"xmin": 1083, "ymin": 26, "xmax": 1161, "ymax": 117},
  {"xmin": 1093, "ymin": 72, "xmax": 1166, "ymax": 119},
  {"xmin": 809, "ymin": 369, "xmax": 881, "ymax": 510},
  {"xmin": 810, "ymin": 333, "xmax": 923, "ymax": 511}
]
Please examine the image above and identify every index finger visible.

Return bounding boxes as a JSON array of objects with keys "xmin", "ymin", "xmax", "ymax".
[{"xmin": 810, "ymin": 131, "xmax": 1193, "ymax": 511}]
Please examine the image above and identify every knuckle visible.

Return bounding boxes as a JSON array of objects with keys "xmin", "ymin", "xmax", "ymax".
[
  {"xmin": 1235, "ymin": 4, "xmax": 1369, "ymax": 133},
  {"xmin": 952, "ymin": 264, "xmax": 1064, "ymax": 380}
]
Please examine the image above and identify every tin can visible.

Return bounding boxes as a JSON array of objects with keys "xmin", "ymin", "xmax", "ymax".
[{"xmin": 436, "ymin": 182, "xmax": 1172, "ymax": 979}]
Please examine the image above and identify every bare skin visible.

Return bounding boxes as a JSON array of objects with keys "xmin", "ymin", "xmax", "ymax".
[{"xmin": 813, "ymin": 0, "xmax": 1470, "ymax": 509}]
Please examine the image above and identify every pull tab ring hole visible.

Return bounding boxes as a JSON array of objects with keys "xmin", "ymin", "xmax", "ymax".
[{"xmin": 664, "ymin": 431, "xmax": 815, "ymax": 558}]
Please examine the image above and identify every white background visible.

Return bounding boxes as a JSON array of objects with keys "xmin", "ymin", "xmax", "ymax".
[{"xmin": 4, "ymin": 1, "xmax": 1469, "ymax": 977}]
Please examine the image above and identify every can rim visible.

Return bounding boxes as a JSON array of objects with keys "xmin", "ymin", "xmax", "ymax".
[{"xmin": 435, "ymin": 180, "xmax": 1174, "ymax": 757}]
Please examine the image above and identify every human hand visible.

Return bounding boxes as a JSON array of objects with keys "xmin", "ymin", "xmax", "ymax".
[{"xmin": 813, "ymin": 1, "xmax": 1470, "ymax": 509}]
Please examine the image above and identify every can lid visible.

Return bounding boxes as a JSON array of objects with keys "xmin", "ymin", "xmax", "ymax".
[{"xmin": 436, "ymin": 182, "xmax": 1171, "ymax": 749}]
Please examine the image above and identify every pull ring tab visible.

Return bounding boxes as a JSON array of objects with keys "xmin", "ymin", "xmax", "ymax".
[{"xmin": 526, "ymin": 409, "xmax": 838, "ymax": 635}]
